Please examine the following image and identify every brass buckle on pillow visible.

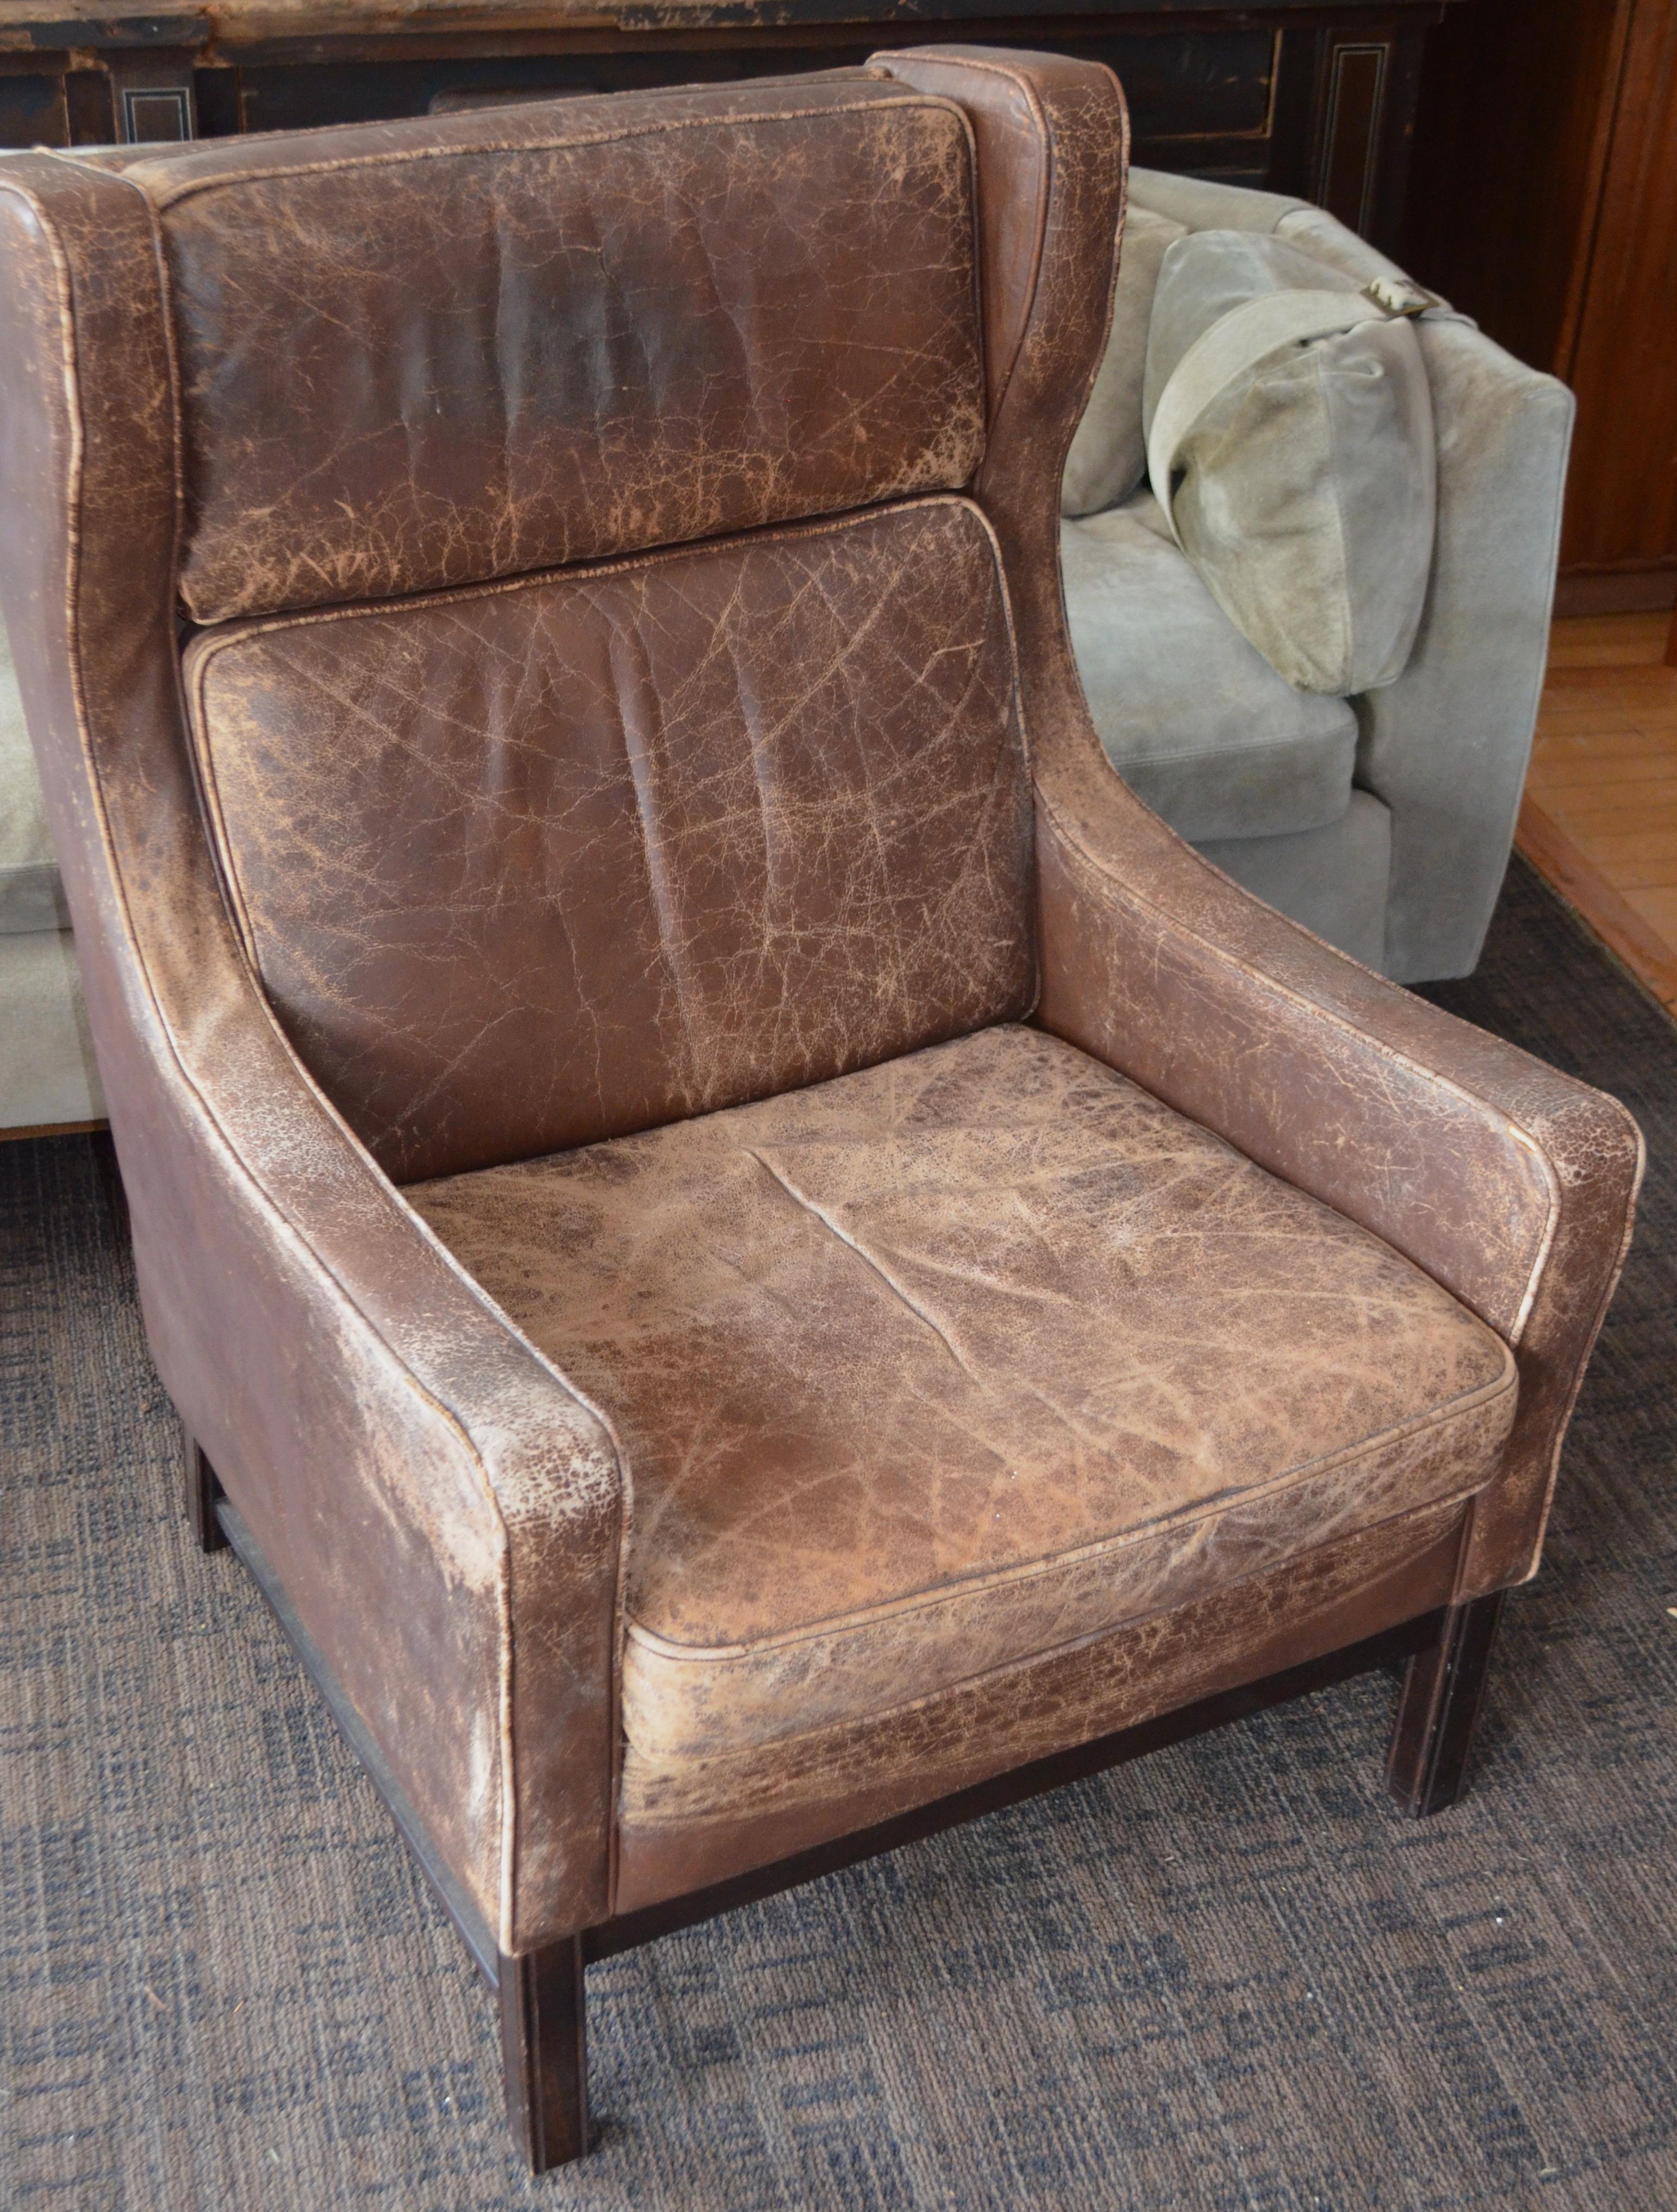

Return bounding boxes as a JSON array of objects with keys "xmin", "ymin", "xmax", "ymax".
[{"xmin": 1362, "ymin": 274, "xmax": 1442, "ymax": 318}]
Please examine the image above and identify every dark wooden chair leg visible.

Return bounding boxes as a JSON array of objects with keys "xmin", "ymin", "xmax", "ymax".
[
  {"xmin": 498, "ymin": 1936, "xmax": 588, "ymax": 2172},
  {"xmin": 1386, "ymin": 1591, "xmax": 1507, "ymax": 1817},
  {"xmin": 183, "ymin": 1433, "xmax": 227, "ymax": 1554}
]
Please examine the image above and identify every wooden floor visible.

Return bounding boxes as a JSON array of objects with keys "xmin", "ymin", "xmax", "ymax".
[{"xmin": 1517, "ymin": 611, "xmax": 1677, "ymax": 1014}]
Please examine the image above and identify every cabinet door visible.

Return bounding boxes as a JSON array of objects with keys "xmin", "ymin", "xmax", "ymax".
[{"xmin": 1560, "ymin": 0, "xmax": 1677, "ymax": 583}]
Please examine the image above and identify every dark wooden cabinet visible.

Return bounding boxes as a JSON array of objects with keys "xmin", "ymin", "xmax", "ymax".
[
  {"xmin": 1, "ymin": 1, "xmax": 1452, "ymax": 258},
  {"xmin": 1404, "ymin": 0, "xmax": 1677, "ymax": 613}
]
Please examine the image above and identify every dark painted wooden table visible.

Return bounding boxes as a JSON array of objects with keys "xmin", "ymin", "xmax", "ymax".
[{"xmin": 0, "ymin": 1, "xmax": 1453, "ymax": 253}]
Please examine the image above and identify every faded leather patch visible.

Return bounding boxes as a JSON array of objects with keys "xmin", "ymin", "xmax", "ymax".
[
  {"xmin": 612, "ymin": 1494, "xmax": 1466, "ymax": 1898},
  {"xmin": 410, "ymin": 1026, "xmax": 1517, "ymax": 1761},
  {"xmin": 157, "ymin": 91, "xmax": 986, "ymax": 621},
  {"xmin": 187, "ymin": 499, "xmax": 1033, "ymax": 1180}
]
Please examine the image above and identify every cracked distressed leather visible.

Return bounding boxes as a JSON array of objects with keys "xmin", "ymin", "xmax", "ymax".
[
  {"xmin": 186, "ymin": 499, "xmax": 1032, "ymax": 1182},
  {"xmin": 411, "ymin": 1026, "xmax": 1516, "ymax": 1769},
  {"xmin": 96, "ymin": 80, "xmax": 987, "ymax": 624},
  {"xmin": 0, "ymin": 50, "xmax": 1639, "ymax": 1956},
  {"xmin": 613, "ymin": 1494, "xmax": 1471, "ymax": 1908}
]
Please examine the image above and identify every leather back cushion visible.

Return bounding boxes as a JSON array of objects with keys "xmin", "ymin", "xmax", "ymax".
[
  {"xmin": 185, "ymin": 499, "xmax": 1034, "ymax": 1182},
  {"xmin": 138, "ymin": 80, "xmax": 986, "ymax": 623}
]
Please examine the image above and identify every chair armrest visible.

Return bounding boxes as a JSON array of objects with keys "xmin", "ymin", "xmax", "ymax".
[
  {"xmin": 0, "ymin": 160, "xmax": 624, "ymax": 1954},
  {"xmin": 136, "ymin": 988, "xmax": 625, "ymax": 1958},
  {"xmin": 1032, "ymin": 712, "xmax": 1642, "ymax": 1598},
  {"xmin": 888, "ymin": 50, "xmax": 1636, "ymax": 1592}
]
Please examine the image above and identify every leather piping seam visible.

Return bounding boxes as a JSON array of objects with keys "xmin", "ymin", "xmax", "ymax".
[
  {"xmin": 120, "ymin": 173, "xmax": 188, "ymax": 572},
  {"xmin": 202, "ymin": 964, "xmax": 633, "ymax": 1948},
  {"xmin": 373, "ymin": 1197, "xmax": 638, "ymax": 1928},
  {"xmin": 117, "ymin": 173, "xmax": 271, "ymax": 990},
  {"xmin": 183, "ymin": 495, "xmax": 1025, "ymax": 738},
  {"xmin": 1071, "ymin": 145, "xmax": 1127, "ymax": 490},
  {"xmin": 894, "ymin": 53, "xmax": 1051, "ymax": 428},
  {"xmin": 176, "ymin": 472, "xmax": 994, "ymax": 640},
  {"xmin": 618, "ymin": 1346, "xmax": 1514, "ymax": 1665},
  {"xmin": 1039, "ymin": 794, "xmax": 1563, "ymax": 1341},
  {"xmin": 179, "ymin": 661, "xmax": 264, "ymax": 974},
  {"xmin": 76, "ymin": 91, "xmax": 976, "ymax": 210},
  {"xmin": 620, "ymin": 1493, "xmax": 1478, "ymax": 1779},
  {"xmin": 15, "ymin": 171, "xmax": 542, "ymax": 1954},
  {"xmin": 194, "ymin": 957, "xmax": 636, "ymax": 1932},
  {"xmin": 182, "ymin": 442, "xmax": 989, "ymax": 628}
]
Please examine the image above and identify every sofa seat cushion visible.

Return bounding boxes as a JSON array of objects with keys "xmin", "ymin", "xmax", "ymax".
[
  {"xmin": 0, "ymin": 928, "xmax": 103, "ymax": 1129},
  {"xmin": 411, "ymin": 1024, "xmax": 1516, "ymax": 1764},
  {"xmin": 1, "ymin": 621, "xmax": 67, "ymax": 935},
  {"xmin": 1062, "ymin": 494, "xmax": 1357, "ymax": 842}
]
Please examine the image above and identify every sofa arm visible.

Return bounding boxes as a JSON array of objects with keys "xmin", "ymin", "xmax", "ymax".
[
  {"xmin": 1360, "ymin": 321, "xmax": 1574, "ymax": 982},
  {"xmin": 1032, "ymin": 719, "xmax": 1641, "ymax": 1599},
  {"xmin": 0, "ymin": 158, "xmax": 624, "ymax": 1956}
]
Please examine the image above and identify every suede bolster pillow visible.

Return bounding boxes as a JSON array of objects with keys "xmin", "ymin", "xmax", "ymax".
[{"xmin": 1142, "ymin": 232, "xmax": 1438, "ymax": 697}]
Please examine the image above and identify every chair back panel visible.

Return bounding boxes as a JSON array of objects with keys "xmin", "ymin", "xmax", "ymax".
[
  {"xmin": 186, "ymin": 498, "xmax": 1033, "ymax": 1182},
  {"xmin": 125, "ymin": 80, "xmax": 986, "ymax": 624}
]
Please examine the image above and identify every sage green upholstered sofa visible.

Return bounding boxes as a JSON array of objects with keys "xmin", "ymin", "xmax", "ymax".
[
  {"xmin": 1, "ymin": 616, "xmax": 102, "ymax": 1133},
  {"xmin": 1063, "ymin": 169, "xmax": 1573, "ymax": 984}
]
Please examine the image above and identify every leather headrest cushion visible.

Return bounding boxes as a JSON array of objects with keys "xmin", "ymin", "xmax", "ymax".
[{"xmin": 109, "ymin": 80, "xmax": 987, "ymax": 622}]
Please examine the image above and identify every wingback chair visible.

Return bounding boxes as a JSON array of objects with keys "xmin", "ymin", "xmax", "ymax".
[{"xmin": 0, "ymin": 53, "xmax": 1641, "ymax": 2173}]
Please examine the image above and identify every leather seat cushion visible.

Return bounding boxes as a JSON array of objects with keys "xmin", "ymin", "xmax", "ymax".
[
  {"xmin": 612, "ymin": 1494, "xmax": 1469, "ymax": 1909},
  {"xmin": 409, "ymin": 1025, "xmax": 1516, "ymax": 1764},
  {"xmin": 1062, "ymin": 491, "xmax": 1358, "ymax": 842}
]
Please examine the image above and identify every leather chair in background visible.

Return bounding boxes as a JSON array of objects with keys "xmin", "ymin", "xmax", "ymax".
[{"xmin": 0, "ymin": 53, "xmax": 1641, "ymax": 2171}]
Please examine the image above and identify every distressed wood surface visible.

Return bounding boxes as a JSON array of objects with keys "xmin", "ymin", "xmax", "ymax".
[{"xmin": 0, "ymin": 0, "xmax": 1447, "ymax": 47}]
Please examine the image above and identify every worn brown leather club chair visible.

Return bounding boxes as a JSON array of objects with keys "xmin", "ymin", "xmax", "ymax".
[{"xmin": 0, "ymin": 52, "xmax": 1642, "ymax": 2172}]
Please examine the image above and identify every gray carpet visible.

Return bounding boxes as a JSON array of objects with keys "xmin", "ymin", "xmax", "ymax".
[{"xmin": 3, "ymin": 856, "xmax": 1674, "ymax": 2211}]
